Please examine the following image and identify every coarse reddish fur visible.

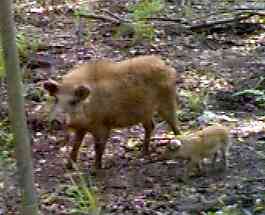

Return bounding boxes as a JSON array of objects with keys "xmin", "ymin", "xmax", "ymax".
[{"xmin": 44, "ymin": 55, "xmax": 180, "ymax": 169}]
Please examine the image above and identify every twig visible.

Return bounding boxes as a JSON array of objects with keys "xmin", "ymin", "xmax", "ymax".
[
  {"xmin": 78, "ymin": 12, "xmax": 121, "ymax": 24},
  {"xmin": 139, "ymin": 16, "xmax": 187, "ymax": 24},
  {"xmin": 178, "ymin": 199, "xmax": 219, "ymax": 212},
  {"xmin": 77, "ymin": 10, "xmax": 265, "ymax": 34},
  {"xmin": 237, "ymin": 11, "xmax": 265, "ymax": 16},
  {"xmin": 243, "ymin": 177, "xmax": 265, "ymax": 183},
  {"xmin": 100, "ymin": 9, "xmax": 129, "ymax": 23},
  {"xmin": 177, "ymin": 195, "xmax": 238, "ymax": 213},
  {"xmin": 234, "ymin": 7, "xmax": 265, "ymax": 11},
  {"xmin": 151, "ymin": 137, "xmax": 173, "ymax": 141},
  {"xmin": 188, "ymin": 12, "xmax": 257, "ymax": 31},
  {"xmin": 192, "ymin": 9, "xmax": 265, "ymax": 21}
]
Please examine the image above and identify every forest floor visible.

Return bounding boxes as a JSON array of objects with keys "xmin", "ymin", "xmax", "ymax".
[{"xmin": 1, "ymin": 0, "xmax": 265, "ymax": 214}]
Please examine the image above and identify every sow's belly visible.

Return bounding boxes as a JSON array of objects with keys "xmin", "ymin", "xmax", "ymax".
[
  {"xmin": 104, "ymin": 110, "xmax": 150, "ymax": 128},
  {"xmin": 66, "ymin": 109, "xmax": 150, "ymax": 130}
]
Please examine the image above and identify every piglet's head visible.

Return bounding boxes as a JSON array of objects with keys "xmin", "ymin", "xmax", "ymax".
[
  {"xmin": 159, "ymin": 139, "xmax": 182, "ymax": 160},
  {"xmin": 43, "ymin": 79, "xmax": 91, "ymax": 121},
  {"xmin": 167, "ymin": 139, "xmax": 182, "ymax": 151}
]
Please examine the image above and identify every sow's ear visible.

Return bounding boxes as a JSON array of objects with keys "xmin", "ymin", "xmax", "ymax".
[
  {"xmin": 74, "ymin": 85, "xmax": 90, "ymax": 101},
  {"xmin": 43, "ymin": 79, "xmax": 59, "ymax": 96}
]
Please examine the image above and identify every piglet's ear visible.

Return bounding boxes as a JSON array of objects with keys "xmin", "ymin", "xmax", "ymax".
[
  {"xmin": 74, "ymin": 85, "xmax": 90, "ymax": 101},
  {"xmin": 43, "ymin": 79, "xmax": 59, "ymax": 96}
]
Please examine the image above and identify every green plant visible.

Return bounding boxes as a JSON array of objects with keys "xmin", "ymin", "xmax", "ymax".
[
  {"xmin": 182, "ymin": 3, "xmax": 193, "ymax": 18},
  {"xmin": 65, "ymin": 167, "xmax": 101, "ymax": 215},
  {"xmin": 176, "ymin": 90, "xmax": 207, "ymax": 121},
  {"xmin": 16, "ymin": 32, "xmax": 40, "ymax": 60},
  {"xmin": 206, "ymin": 205, "xmax": 243, "ymax": 215},
  {"xmin": 0, "ymin": 120, "xmax": 15, "ymax": 163},
  {"xmin": 233, "ymin": 89, "xmax": 265, "ymax": 108},
  {"xmin": 0, "ymin": 48, "xmax": 4, "ymax": 78},
  {"xmin": 133, "ymin": 21, "xmax": 156, "ymax": 40},
  {"xmin": 71, "ymin": 1, "xmax": 92, "ymax": 43},
  {"xmin": 25, "ymin": 85, "xmax": 45, "ymax": 102},
  {"xmin": 0, "ymin": 32, "xmax": 40, "ymax": 78},
  {"xmin": 233, "ymin": 89, "xmax": 264, "ymax": 97},
  {"xmin": 36, "ymin": 0, "xmax": 45, "ymax": 5},
  {"xmin": 73, "ymin": 4, "xmax": 90, "ymax": 17},
  {"xmin": 127, "ymin": 0, "xmax": 164, "ymax": 40},
  {"xmin": 185, "ymin": 90, "xmax": 206, "ymax": 113},
  {"xmin": 130, "ymin": 0, "xmax": 164, "ymax": 19}
]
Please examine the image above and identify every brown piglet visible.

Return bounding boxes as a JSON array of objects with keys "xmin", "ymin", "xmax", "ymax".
[{"xmin": 163, "ymin": 124, "xmax": 232, "ymax": 177}]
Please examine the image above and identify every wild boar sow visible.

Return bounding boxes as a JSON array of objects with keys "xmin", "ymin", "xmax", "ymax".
[{"xmin": 44, "ymin": 55, "xmax": 180, "ymax": 169}]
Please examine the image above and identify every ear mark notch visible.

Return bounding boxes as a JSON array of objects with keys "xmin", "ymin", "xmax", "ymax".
[
  {"xmin": 43, "ymin": 79, "xmax": 59, "ymax": 96},
  {"xmin": 74, "ymin": 85, "xmax": 90, "ymax": 101}
]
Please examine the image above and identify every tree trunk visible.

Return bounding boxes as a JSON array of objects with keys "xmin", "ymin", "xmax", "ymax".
[{"xmin": 0, "ymin": 1, "xmax": 38, "ymax": 214}]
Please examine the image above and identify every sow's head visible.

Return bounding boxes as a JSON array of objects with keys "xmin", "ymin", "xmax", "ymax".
[{"xmin": 43, "ymin": 79, "xmax": 90, "ymax": 119}]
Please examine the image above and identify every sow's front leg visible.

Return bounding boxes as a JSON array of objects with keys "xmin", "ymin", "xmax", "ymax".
[
  {"xmin": 93, "ymin": 128, "xmax": 110, "ymax": 169},
  {"xmin": 66, "ymin": 129, "xmax": 86, "ymax": 169}
]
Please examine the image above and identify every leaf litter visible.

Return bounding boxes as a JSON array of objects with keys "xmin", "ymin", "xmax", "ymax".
[{"xmin": 1, "ymin": 0, "xmax": 265, "ymax": 214}]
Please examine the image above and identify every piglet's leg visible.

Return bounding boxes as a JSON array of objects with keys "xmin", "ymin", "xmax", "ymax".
[
  {"xmin": 185, "ymin": 159, "xmax": 202, "ymax": 178},
  {"xmin": 221, "ymin": 148, "xmax": 228, "ymax": 170},
  {"xmin": 211, "ymin": 152, "xmax": 218, "ymax": 170}
]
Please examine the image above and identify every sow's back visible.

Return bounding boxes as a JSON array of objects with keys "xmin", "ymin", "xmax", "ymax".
[{"xmin": 44, "ymin": 55, "xmax": 180, "ymax": 169}]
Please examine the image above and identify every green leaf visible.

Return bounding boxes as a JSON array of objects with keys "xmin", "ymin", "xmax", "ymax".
[{"xmin": 232, "ymin": 89, "xmax": 265, "ymax": 97}]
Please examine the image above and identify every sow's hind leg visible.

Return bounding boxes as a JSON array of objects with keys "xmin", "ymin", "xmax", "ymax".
[
  {"xmin": 142, "ymin": 119, "xmax": 155, "ymax": 156},
  {"xmin": 158, "ymin": 98, "xmax": 180, "ymax": 135}
]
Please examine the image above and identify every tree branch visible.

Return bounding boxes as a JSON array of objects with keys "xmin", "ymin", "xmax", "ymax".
[
  {"xmin": 188, "ymin": 12, "xmax": 260, "ymax": 31},
  {"xmin": 78, "ymin": 12, "xmax": 121, "ymax": 24}
]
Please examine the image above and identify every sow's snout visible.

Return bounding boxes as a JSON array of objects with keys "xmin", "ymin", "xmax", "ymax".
[{"xmin": 48, "ymin": 102, "xmax": 68, "ymax": 130}]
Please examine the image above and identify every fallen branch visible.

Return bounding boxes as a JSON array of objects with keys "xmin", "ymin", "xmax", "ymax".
[
  {"xmin": 139, "ymin": 16, "xmax": 187, "ymax": 24},
  {"xmin": 234, "ymin": 11, "xmax": 265, "ymax": 17},
  {"xmin": 100, "ymin": 9, "xmax": 128, "ymax": 23},
  {"xmin": 76, "ymin": 10, "xmax": 265, "ymax": 35},
  {"xmin": 177, "ymin": 195, "xmax": 238, "ymax": 213},
  {"xmin": 78, "ymin": 12, "xmax": 121, "ymax": 24},
  {"xmin": 188, "ymin": 12, "xmax": 262, "ymax": 31},
  {"xmin": 80, "ymin": 12, "xmax": 187, "ymax": 25},
  {"xmin": 243, "ymin": 177, "xmax": 265, "ymax": 183},
  {"xmin": 193, "ymin": 8, "xmax": 265, "ymax": 21},
  {"xmin": 234, "ymin": 7, "xmax": 265, "ymax": 11},
  {"xmin": 177, "ymin": 199, "xmax": 220, "ymax": 213}
]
